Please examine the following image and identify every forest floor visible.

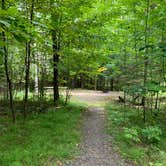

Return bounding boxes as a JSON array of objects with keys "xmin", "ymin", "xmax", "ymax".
[
  {"xmin": 64, "ymin": 90, "xmax": 132, "ymax": 166},
  {"xmin": 0, "ymin": 99, "xmax": 84, "ymax": 166}
]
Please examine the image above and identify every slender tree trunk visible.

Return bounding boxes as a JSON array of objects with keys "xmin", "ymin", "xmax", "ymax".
[
  {"xmin": 40, "ymin": 54, "xmax": 46, "ymax": 99},
  {"xmin": 3, "ymin": 34, "xmax": 15, "ymax": 123},
  {"xmin": 110, "ymin": 78, "xmax": 114, "ymax": 91},
  {"xmin": 50, "ymin": 0, "xmax": 62, "ymax": 103},
  {"xmin": 24, "ymin": 42, "xmax": 30, "ymax": 118},
  {"xmin": 2, "ymin": 0, "xmax": 15, "ymax": 123},
  {"xmin": 34, "ymin": 64, "xmax": 39, "ymax": 96},
  {"xmin": 142, "ymin": 0, "xmax": 150, "ymax": 123},
  {"xmin": 34, "ymin": 53, "xmax": 39, "ymax": 96},
  {"xmin": 155, "ymin": 91, "xmax": 159, "ymax": 110},
  {"xmin": 80, "ymin": 74, "xmax": 84, "ymax": 89},
  {"xmin": 24, "ymin": 0, "xmax": 35, "ymax": 119},
  {"xmin": 52, "ymin": 30, "xmax": 60, "ymax": 103},
  {"xmin": 161, "ymin": 29, "xmax": 166, "ymax": 82},
  {"xmin": 94, "ymin": 75, "xmax": 97, "ymax": 90},
  {"xmin": 133, "ymin": 3, "xmax": 138, "ymax": 66}
]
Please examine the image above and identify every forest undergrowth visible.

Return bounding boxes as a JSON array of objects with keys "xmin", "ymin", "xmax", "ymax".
[
  {"xmin": 106, "ymin": 102, "xmax": 166, "ymax": 166},
  {"xmin": 0, "ymin": 98, "xmax": 85, "ymax": 166}
]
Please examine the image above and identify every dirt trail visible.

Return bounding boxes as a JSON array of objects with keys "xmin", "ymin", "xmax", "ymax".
[
  {"xmin": 70, "ymin": 90, "xmax": 122, "ymax": 107},
  {"xmin": 65, "ymin": 90, "xmax": 131, "ymax": 166}
]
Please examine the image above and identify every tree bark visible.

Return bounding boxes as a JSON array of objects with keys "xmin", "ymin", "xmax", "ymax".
[
  {"xmin": 142, "ymin": 0, "xmax": 150, "ymax": 123},
  {"xmin": 110, "ymin": 78, "xmax": 114, "ymax": 91},
  {"xmin": 34, "ymin": 53, "xmax": 39, "ymax": 96},
  {"xmin": 24, "ymin": 0, "xmax": 35, "ymax": 119},
  {"xmin": 94, "ymin": 75, "xmax": 97, "ymax": 90},
  {"xmin": 52, "ymin": 30, "xmax": 60, "ymax": 102},
  {"xmin": 2, "ymin": 0, "xmax": 15, "ymax": 123}
]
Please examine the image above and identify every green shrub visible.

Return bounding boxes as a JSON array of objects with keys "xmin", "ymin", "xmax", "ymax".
[
  {"xmin": 123, "ymin": 127, "xmax": 141, "ymax": 143},
  {"xmin": 141, "ymin": 126, "xmax": 162, "ymax": 144}
]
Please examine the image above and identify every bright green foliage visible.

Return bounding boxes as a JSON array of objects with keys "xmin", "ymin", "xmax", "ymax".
[
  {"xmin": 123, "ymin": 127, "xmax": 140, "ymax": 143},
  {"xmin": 141, "ymin": 126, "xmax": 162, "ymax": 144},
  {"xmin": 0, "ymin": 0, "xmax": 165, "ymax": 165},
  {"xmin": 106, "ymin": 103, "xmax": 166, "ymax": 165},
  {"xmin": 0, "ymin": 0, "xmax": 165, "ymax": 92}
]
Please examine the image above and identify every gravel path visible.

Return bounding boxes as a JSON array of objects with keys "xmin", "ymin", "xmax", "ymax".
[
  {"xmin": 69, "ymin": 90, "xmax": 123, "ymax": 107},
  {"xmin": 64, "ymin": 90, "xmax": 131, "ymax": 166},
  {"xmin": 65, "ymin": 91, "xmax": 130, "ymax": 166}
]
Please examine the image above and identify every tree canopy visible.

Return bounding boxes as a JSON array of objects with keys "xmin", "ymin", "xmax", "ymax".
[{"xmin": 0, "ymin": 0, "xmax": 165, "ymax": 120}]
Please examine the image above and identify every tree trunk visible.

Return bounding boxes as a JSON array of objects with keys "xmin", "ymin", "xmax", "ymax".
[
  {"xmin": 34, "ymin": 64, "xmax": 39, "ymax": 96},
  {"xmin": 142, "ymin": 0, "xmax": 150, "ymax": 123},
  {"xmin": 155, "ymin": 91, "xmax": 159, "ymax": 110},
  {"xmin": 110, "ymin": 78, "xmax": 114, "ymax": 91},
  {"xmin": 80, "ymin": 74, "xmax": 84, "ymax": 89},
  {"xmin": 2, "ymin": 0, "xmax": 15, "ymax": 123},
  {"xmin": 39, "ymin": 54, "xmax": 46, "ymax": 99},
  {"xmin": 52, "ymin": 30, "xmax": 60, "ymax": 103},
  {"xmin": 24, "ymin": 0, "xmax": 35, "ymax": 119},
  {"xmin": 34, "ymin": 53, "xmax": 39, "ymax": 96},
  {"xmin": 94, "ymin": 75, "xmax": 97, "ymax": 90}
]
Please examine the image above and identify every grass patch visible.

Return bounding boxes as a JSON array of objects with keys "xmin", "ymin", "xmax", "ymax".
[
  {"xmin": 0, "ymin": 102, "xmax": 84, "ymax": 166},
  {"xmin": 106, "ymin": 103, "xmax": 166, "ymax": 166}
]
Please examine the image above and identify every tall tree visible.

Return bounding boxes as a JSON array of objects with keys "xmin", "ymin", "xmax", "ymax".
[
  {"xmin": 24, "ymin": 0, "xmax": 35, "ymax": 118},
  {"xmin": 142, "ymin": 0, "xmax": 150, "ymax": 122},
  {"xmin": 1, "ymin": 0, "xmax": 15, "ymax": 122},
  {"xmin": 50, "ymin": 0, "xmax": 62, "ymax": 103}
]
